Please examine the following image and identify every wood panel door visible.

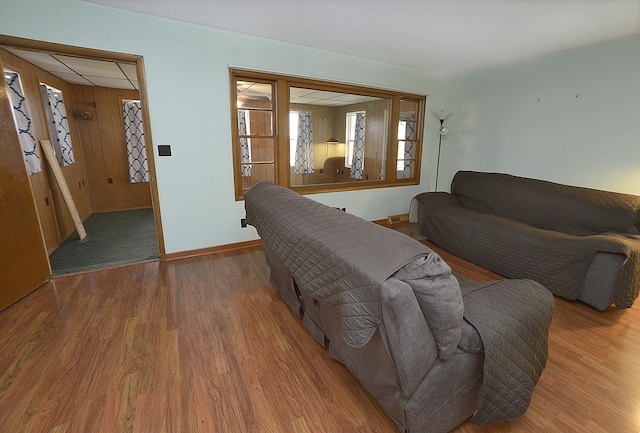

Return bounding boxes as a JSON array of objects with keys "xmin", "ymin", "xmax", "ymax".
[{"xmin": 0, "ymin": 62, "xmax": 51, "ymax": 311}]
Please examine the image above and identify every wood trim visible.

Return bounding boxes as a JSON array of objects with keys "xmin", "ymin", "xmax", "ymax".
[
  {"xmin": 0, "ymin": 35, "xmax": 141, "ymax": 63},
  {"xmin": 135, "ymin": 57, "xmax": 166, "ymax": 259},
  {"xmin": 165, "ymin": 239, "xmax": 263, "ymax": 261}
]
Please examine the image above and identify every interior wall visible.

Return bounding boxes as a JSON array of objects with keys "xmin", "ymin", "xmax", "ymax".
[
  {"xmin": 442, "ymin": 35, "xmax": 640, "ymax": 195},
  {"xmin": 70, "ymin": 85, "xmax": 152, "ymax": 212},
  {"xmin": 0, "ymin": 47, "xmax": 92, "ymax": 252},
  {"xmin": 0, "ymin": 0, "xmax": 447, "ymax": 254}
]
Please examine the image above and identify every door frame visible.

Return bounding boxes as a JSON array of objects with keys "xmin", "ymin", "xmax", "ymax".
[{"xmin": 0, "ymin": 34, "xmax": 166, "ymax": 261}]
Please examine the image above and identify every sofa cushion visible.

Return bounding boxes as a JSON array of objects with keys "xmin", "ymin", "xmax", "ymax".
[
  {"xmin": 392, "ymin": 254, "xmax": 463, "ymax": 360},
  {"xmin": 452, "ymin": 171, "xmax": 640, "ymax": 236}
]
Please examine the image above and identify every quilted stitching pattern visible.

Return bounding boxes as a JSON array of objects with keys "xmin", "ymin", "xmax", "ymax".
[
  {"xmin": 417, "ymin": 179, "xmax": 640, "ymax": 308},
  {"xmin": 245, "ymin": 182, "xmax": 429, "ymax": 348},
  {"xmin": 462, "ymin": 280, "xmax": 554, "ymax": 425},
  {"xmin": 452, "ymin": 171, "xmax": 640, "ymax": 236}
]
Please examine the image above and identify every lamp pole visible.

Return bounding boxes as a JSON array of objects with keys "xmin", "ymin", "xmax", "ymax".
[{"xmin": 433, "ymin": 110, "xmax": 450, "ymax": 192}]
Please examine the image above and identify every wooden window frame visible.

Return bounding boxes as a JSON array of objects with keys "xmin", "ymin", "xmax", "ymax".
[{"xmin": 230, "ymin": 68, "xmax": 426, "ymax": 200}]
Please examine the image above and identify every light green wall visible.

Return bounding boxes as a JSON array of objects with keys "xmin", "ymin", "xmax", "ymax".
[
  {"xmin": 442, "ymin": 35, "xmax": 640, "ymax": 195},
  {"xmin": 1, "ymin": 0, "xmax": 447, "ymax": 253},
  {"xmin": 10, "ymin": 1, "xmax": 636, "ymax": 255}
]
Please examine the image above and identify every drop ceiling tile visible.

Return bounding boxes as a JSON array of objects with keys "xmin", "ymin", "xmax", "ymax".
[
  {"xmin": 289, "ymin": 87, "xmax": 317, "ymax": 97},
  {"xmin": 85, "ymin": 76, "xmax": 135, "ymax": 89},
  {"xmin": 49, "ymin": 71, "xmax": 95, "ymax": 86},
  {"xmin": 54, "ymin": 55, "xmax": 125, "ymax": 79},
  {"xmin": 4, "ymin": 48, "xmax": 74, "ymax": 74},
  {"xmin": 119, "ymin": 63, "xmax": 138, "ymax": 80}
]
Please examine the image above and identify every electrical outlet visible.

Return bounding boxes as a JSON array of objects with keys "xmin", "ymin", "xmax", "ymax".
[
  {"xmin": 241, "ymin": 218, "xmax": 247, "ymax": 228},
  {"xmin": 387, "ymin": 213, "xmax": 409, "ymax": 224},
  {"xmin": 107, "ymin": 177, "xmax": 113, "ymax": 184}
]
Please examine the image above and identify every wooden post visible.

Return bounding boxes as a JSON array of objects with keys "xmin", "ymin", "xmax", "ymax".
[{"xmin": 39, "ymin": 140, "xmax": 87, "ymax": 242}]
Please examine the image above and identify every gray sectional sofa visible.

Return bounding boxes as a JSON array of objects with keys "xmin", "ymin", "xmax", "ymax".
[
  {"xmin": 414, "ymin": 171, "xmax": 640, "ymax": 310},
  {"xmin": 245, "ymin": 181, "xmax": 554, "ymax": 433}
]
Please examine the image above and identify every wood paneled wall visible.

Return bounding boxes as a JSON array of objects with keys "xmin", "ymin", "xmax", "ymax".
[
  {"xmin": 0, "ymin": 48, "xmax": 92, "ymax": 252},
  {"xmin": 70, "ymin": 85, "xmax": 152, "ymax": 213}
]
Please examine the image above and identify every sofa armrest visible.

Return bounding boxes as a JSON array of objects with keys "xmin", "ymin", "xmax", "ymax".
[
  {"xmin": 414, "ymin": 192, "xmax": 459, "ymax": 229},
  {"xmin": 414, "ymin": 191, "xmax": 459, "ymax": 209},
  {"xmin": 381, "ymin": 278, "xmax": 439, "ymax": 398},
  {"xmin": 581, "ymin": 251, "xmax": 627, "ymax": 310}
]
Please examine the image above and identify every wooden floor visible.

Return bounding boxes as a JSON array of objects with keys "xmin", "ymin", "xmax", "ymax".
[{"xmin": 1, "ymin": 234, "xmax": 639, "ymax": 432}]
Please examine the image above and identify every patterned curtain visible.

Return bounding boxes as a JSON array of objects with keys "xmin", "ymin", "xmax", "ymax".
[
  {"xmin": 3, "ymin": 69, "xmax": 41, "ymax": 175},
  {"xmin": 350, "ymin": 112, "xmax": 365, "ymax": 179},
  {"xmin": 403, "ymin": 115, "xmax": 416, "ymax": 178},
  {"xmin": 238, "ymin": 110, "xmax": 251, "ymax": 177},
  {"xmin": 294, "ymin": 112, "xmax": 314, "ymax": 174},
  {"xmin": 123, "ymin": 100, "xmax": 149, "ymax": 183},
  {"xmin": 41, "ymin": 84, "xmax": 75, "ymax": 166}
]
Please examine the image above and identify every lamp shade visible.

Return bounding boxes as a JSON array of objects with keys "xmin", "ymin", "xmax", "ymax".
[{"xmin": 434, "ymin": 110, "xmax": 451, "ymax": 121}]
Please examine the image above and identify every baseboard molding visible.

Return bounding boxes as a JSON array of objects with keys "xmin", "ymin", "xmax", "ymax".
[
  {"xmin": 166, "ymin": 239, "xmax": 263, "ymax": 261},
  {"xmin": 167, "ymin": 217, "xmax": 397, "ymax": 261}
]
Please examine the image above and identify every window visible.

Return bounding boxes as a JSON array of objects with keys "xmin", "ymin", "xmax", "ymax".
[
  {"xmin": 122, "ymin": 99, "xmax": 149, "ymax": 183},
  {"xmin": 233, "ymin": 79, "xmax": 276, "ymax": 194},
  {"xmin": 230, "ymin": 69, "xmax": 425, "ymax": 199},
  {"xmin": 3, "ymin": 68, "xmax": 41, "ymax": 175},
  {"xmin": 397, "ymin": 99, "xmax": 421, "ymax": 180},
  {"xmin": 40, "ymin": 83, "xmax": 75, "ymax": 166},
  {"xmin": 345, "ymin": 111, "xmax": 365, "ymax": 168}
]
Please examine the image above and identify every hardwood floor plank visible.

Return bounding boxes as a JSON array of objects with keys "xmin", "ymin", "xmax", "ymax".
[{"xmin": 1, "ymin": 240, "xmax": 639, "ymax": 432}]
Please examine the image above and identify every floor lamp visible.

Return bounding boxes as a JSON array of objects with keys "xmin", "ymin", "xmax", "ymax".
[{"xmin": 434, "ymin": 110, "xmax": 451, "ymax": 191}]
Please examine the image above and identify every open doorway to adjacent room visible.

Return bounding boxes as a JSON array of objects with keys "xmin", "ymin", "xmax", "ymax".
[{"xmin": 1, "ymin": 35, "xmax": 165, "ymax": 276}]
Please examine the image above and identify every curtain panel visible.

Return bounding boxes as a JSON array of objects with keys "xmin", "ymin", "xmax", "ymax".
[
  {"xmin": 3, "ymin": 69, "xmax": 41, "ymax": 175},
  {"xmin": 122, "ymin": 100, "xmax": 149, "ymax": 183},
  {"xmin": 294, "ymin": 111, "xmax": 314, "ymax": 174},
  {"xmin": 41, "ymin": 84, "xmax": 75, "ymax": 166},
  {"xmin": 238, "ymin": 110, "xmax": 252, "ymax": 177},
  {"xmin": 350, "ymin": 112, "xmax": 366, "ymax": 179},
  {"xmin": 403, "ymin": 114, "xmax": 416, "ymax": 178}
]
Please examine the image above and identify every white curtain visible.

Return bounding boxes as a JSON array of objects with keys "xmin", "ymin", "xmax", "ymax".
[
  {"xmin": 403, "ymin": 115, "xmax": 416, "ymax": 178},
  {"xmin": 3, "ymin": 69, "xmax": 41, "ymax": 175},
  {"xmin": 42, "ymin": 84, "xmax": 75, "ymax": 166},
  {"xmin": 350, "ymin": 112, "xmax": 365, "ymax": 179},
  {"xmin": 238, "ymin": 110, "xmax": 251, "ymax": 177},
  {"xmin": 123, "ymin": 100, "xmax": 149, "ymax": 183},
  {"xmin": 294, "ymin": 112, "xmax": 314, "ymax": 174}
]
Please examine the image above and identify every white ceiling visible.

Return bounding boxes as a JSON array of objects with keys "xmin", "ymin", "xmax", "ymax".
[
  {"xmin": 2, "ymin": 47, "xmax": 138, "ymax": 90},
  {"xmin": 84, "ymin": 0, "xmax": 640, "ymax": 76}
]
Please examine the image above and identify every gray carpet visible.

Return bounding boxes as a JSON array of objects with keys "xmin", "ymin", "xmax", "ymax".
[{"xmin": 49, "ymin": 208, "xmax": 159, "ymax": 275}]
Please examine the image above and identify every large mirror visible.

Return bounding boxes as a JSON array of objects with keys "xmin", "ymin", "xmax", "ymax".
[
  {"xmin": 230, "ymin": 69, "xmax": 425, "ymax": 199},
  {"xmin": 289, "ymin": 87, "xmax": 390, "ymax": 187}
]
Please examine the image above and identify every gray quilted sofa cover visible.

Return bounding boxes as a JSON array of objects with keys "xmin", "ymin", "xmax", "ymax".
[
  {"xmin": 415, "ymin": 171, "xmax": 640, "ymax": 310},
  {"xmin": 245, "ymin": 181, "xmax": 554, "ymax": 433}
]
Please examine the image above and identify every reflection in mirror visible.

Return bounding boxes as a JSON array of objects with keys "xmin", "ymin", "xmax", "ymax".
[
  {"xmin": 397, "ymin": 99, "xmax": 420, "ymax": 180},
  {"xmin": 236, "ymin": 80, "xmax": 275, "ymax": 192},
  {"xmin": 289, "ymin": 87, "xmax": 390, "ymax": 187}
]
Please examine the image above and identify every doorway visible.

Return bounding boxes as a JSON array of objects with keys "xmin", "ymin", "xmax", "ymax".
[{"xmin": 0, "ymin": 35, "xmax": 165, "ymax": 277}]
